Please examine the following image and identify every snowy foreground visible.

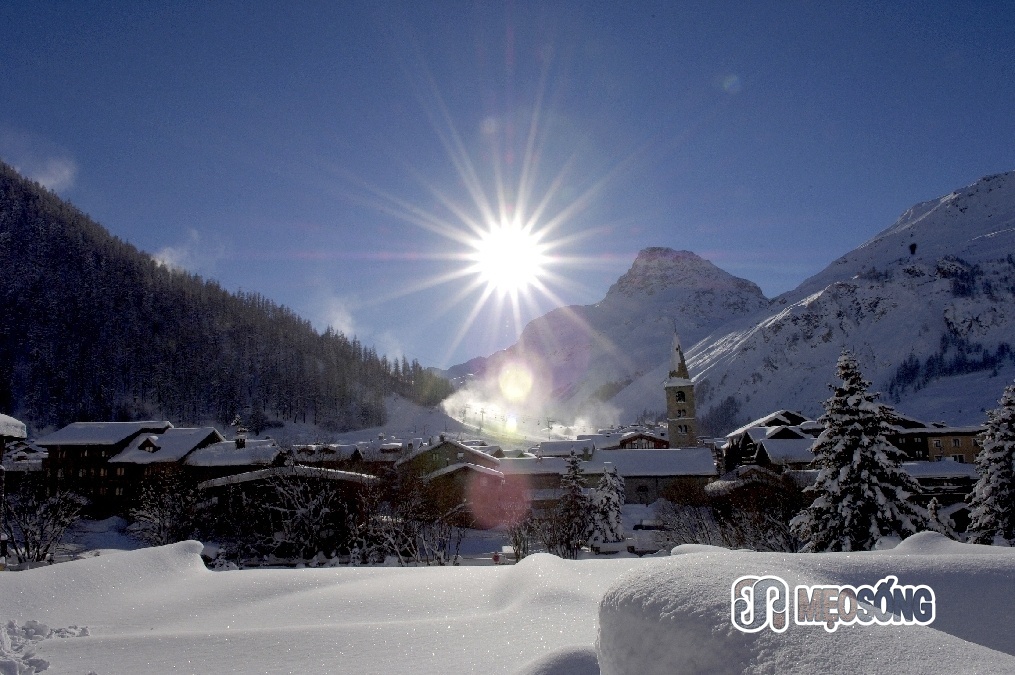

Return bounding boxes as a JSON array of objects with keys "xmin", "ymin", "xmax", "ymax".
[{"xmin": 3, "ymin": 534, "xmax": 1015, "ymax": 674}]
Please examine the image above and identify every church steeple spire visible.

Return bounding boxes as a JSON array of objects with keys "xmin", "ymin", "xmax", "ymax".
[
  {"xmin": 669, "ymin": 332, "xmax": 690, "ymax": 380},
  {"xmin": 664, "ymin": 330, "xmax": 697, "ymax": 448}
]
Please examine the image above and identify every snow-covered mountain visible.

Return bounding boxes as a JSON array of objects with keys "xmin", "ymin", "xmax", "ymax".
[
  {"xmin": 445, "ymin": 248, "xmax": 769, "ymax": 430},
  {"xmin": 448, "ymin": 172, "xmax": 1015, "ymax": 433},
  {"xmin": 689, "ymin": 171, "xmax": 1015, "ymax": 427}
]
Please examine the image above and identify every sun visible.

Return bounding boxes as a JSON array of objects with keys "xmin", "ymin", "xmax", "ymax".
[{"xmin": 468, "ymin": 220, "xmax": 548, "ymax": 296}]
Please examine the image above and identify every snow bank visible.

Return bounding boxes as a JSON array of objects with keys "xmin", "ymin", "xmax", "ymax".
[
  {"xmin": 598, "ymin": 533, "xmax": 1015, "ymax": 674},
  {"xmin": 7, "ymin": 535, "xmax": 1015, "ymax": 673},
  {"xmin": 0, "ymin": 543, "xmax": 638, "ymax": 674}
]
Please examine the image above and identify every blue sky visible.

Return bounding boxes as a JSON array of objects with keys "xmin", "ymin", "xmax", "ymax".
[{"xmin": 2, "ymin": 1, "xmax": 1014, "ymax": 368}]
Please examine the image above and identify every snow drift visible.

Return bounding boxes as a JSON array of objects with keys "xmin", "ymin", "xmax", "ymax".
[
  {"xmin": 598, "ymin": 532, "xmax": 1015, "ymax": 674},
  {"xmin": 4, "ymin": 535, "xmax": 1015, "ymax": 673}
]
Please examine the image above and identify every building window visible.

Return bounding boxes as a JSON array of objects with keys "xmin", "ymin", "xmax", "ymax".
[
  {"xmin": 115, "ymin": 487, "xmax": 124, "ymax": 496},
  {"xmin": 952, "ymin": 439, "xmax": 961, "ymax": 448},
  {"xmin": 951, "ymin": 454, "xmax": 965, "ymax": 463},
  {"xmin": 933, "ymin": 439, "xmax": 941, "ymax": 448},
  {"xmin": 116, "ymin": 467, "xmax": 125, "ymax": 476},
  {"xmin": 57, "ymin": 468, "xmax": 64, "ymax": 479},
  {"xmin": 79, "ymin": 469, "xmax": 86, "ymax": 477},
  {"xmin": 100, "ymin": 468, "xmax": 107, "ymax": 477},
  {"xmin": 676, "ymin": 391, "xmax": 686, "ymax": 402}
]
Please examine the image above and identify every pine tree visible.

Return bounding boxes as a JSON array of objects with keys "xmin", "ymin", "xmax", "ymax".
[
  {"xmin": 926, "ymin": 497, "xmax": 958, "ymax": 540},
  {"xmin": 790, "ymin": 350, "xmax": 928, "ymax": 552},
  {"xmin": 539, "ymin": 451, "xmax": 593, "ymax": 559},
  {"xmin": 966, "ymin": 382, "xmax": 1015, "ymax": 545},
  {"xmin": 591, "ymin": 465, "xmax": 625, "ymax": 546}
]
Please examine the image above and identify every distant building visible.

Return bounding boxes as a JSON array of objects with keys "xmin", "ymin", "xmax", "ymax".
[
  {"xmin": 0, "ymin": 413, "xmax": 27, "ymax": 452},
  {"xmin": 617, "ymin": 430, "xmax": 669, "ymax": 450}
]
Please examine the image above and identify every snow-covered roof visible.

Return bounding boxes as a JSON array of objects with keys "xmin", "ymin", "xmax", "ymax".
[
  {"xmin": 787, "ymin": 469, "xmax": 819, "ymax": 487},
  {"xmin": 291, "ymin": 444, "xmax": 360, "ymax": 461},
  {"xmin": 2, "ymin": 439, "xmax": 46, "ymax": 471},
  {"xmin": 499, "ymin": 457, "xmax": 568, "ymax": 476},
  {"xmin": 198, "ymin": 464, "xmax": 377, "ymax": 489},
  {"xmin": 501, "ymin": 449, "xmax": 716, "ymax": 478},
  {"xmin": 902, "ymin": 460, "xmax": 979, "ymax": 479},
  {"xmin": 619, "ymin": 431, "xmax": 667, "ymax": 443},
  {"xmin": 0, "ymin": 413, "xmax": 27, "ymax": 439},
  {"xmin": 531, "ymin": 440, "xmax": 596, "ymax": 457},
  {"xmin": 756, "ymin": 438, "xmax": 815, "ymax": 465},
  {"xmin": 585, "ymin": 448, "xmax": 716, "ymax": 477},
  {"xmin": 110, "ymin": 427, "xmax": 224, "ymax": 464},
  {"xmin": 576, "ymin": 433, "xmax": 623, "ymax": 449},
  {"xmin": 424, "ymin": 462, "xmax": 504, "ymax": 482},
  {"xmin": 37, "ymin": 421, "xmax": 173, "ymax": 447},
  {"xmin": 395, "ymin": 439, "xmax": 501, "ymax": 468},
  {"xmin": 725, "ymin": 411, "xmax": 811, "ymax": 439},
  {"xmin": 705, "ymin": 465, "xmax": 784, "ymax": 496},
  {"xmin": 185, "ymin": 439, "xmax": 281, "ymax": 467},
  {"xmin": 893, "ymin": 425, "xmax": 985, "ymax": 435}
]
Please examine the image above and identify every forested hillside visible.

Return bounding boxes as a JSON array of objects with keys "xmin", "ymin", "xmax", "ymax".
[{"xmin": 0, "ymin": 162, "xmax": 452, "ymax": 432}]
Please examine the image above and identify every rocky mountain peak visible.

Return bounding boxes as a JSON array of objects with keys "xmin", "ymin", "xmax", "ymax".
[{"xmin": 605, "ymin": 247, "xmax": 765, "ymax": 300}]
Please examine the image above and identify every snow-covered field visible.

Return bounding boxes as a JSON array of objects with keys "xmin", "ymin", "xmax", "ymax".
[{"xmin": 3, "ymin": 533, "xmax": 1015, "ymax": 674}]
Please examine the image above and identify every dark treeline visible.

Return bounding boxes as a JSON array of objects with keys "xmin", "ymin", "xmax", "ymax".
[{"xmin": 0, "ymin": 162, "xmax": 452, "ymax": 431}]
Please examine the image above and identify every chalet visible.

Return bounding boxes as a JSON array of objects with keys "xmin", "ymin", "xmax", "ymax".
[
  {"xmin": 918, "ymin": 426, "xmax": 984, "ymax": 464},
  {"xmin": 391, "ymin": 438, "xmax": 504, "ymax": 526},
  {"xmin": 753, "ymin": 430, "xmax": 817, "ymax": 471},
  {"xmin": 289, "ymin": 443, "xmax": 360, "ymax": 470},
  {"xmin": 184, "ymin": 437, "xmax": 285, "ymax": 482},
  {"xmin": 1, "ymin": 416, "xmax": 34, "ymax": 497},
  {"xmin": 881, "ymin": 411, "xmax": 983, "ymax": 462},
  {"xmin": 37, "ymin": 420, "xmax": 173, "ymax": 512},
  {"xmin": 576, "ymin": 432, "xmax": 624, "ymax": 450},
  {"xmin": 109, "ymin": 427, "xmax": 225, "ymax": 489},
  {"xmin": 499, "ymin": 456, "xmax": 571, "ymax": 511},
  {"xmin": 529, "ymin": 439, "xmax": 595, "ymax": 459},
  {"xmin": 721, "ymin": 412, "xmax": 819, "ymax": 473},
  {"xmin": 588, "ymin": 448, "xmax": 717, "ymax": 504},
  {"xmin": 902, "ymin": 460, "xmax": 979, "ymax": 511},
  {"xmin": 395, "ymin": 438, "xmax": 501, "ymax": 476},
  {"xmin": 617, "ymin": 431, "xmax": 669, "ymax": 450},
  {"xmin": 499, "ymin": 447, "xmax": 717, "ymax": 509},
  {"xmin": 0, "ymin": 414, "xmax": 27, "ymax": 453},
  {"xmin": 198, "ymin": 465, "xmax": 377, "ymax": 559}
]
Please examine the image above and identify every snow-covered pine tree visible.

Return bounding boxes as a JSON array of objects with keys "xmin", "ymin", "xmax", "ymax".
[
  {"xmin": 966, "ymin": 381, "xmax": 1015, "ymax": 545},
  {"xmin": 926, "ymin": 497, "xmax": 958, "ymax": 540},
  {"xmin": 540, "ymin": 450, "xmax": 594, "ymax": 559},
  {"xmin": 592, "ymin": 464, "xmax": 625, "ymax": 546},
  {"xmin": 789, "ymin": 350, "xmax": 928, "ymax": 552}
]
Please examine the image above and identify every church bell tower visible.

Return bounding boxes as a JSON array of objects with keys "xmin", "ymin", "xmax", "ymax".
[{"xmin": 665, "ymin": 332, "xmax": 697, "ymax": 448}]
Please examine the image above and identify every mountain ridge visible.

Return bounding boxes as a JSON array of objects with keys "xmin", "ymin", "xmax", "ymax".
[
  {"xmin": 0, "ymin": 161, "xmax": 452, "ymax": 434},
  {"xmin": 448, "ymin": 170, "xmax": 1015, "ymax": 434}
]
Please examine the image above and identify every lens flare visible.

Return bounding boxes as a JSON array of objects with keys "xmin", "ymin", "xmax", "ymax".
[{"xmin": 498, "ymin": 362, "xmax": 534, "ymax": 402}]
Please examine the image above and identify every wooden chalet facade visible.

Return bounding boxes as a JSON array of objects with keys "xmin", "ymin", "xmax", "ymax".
[{"xmin": 37, "ymin": 421, "xmax": 173, "ymax": 513}]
